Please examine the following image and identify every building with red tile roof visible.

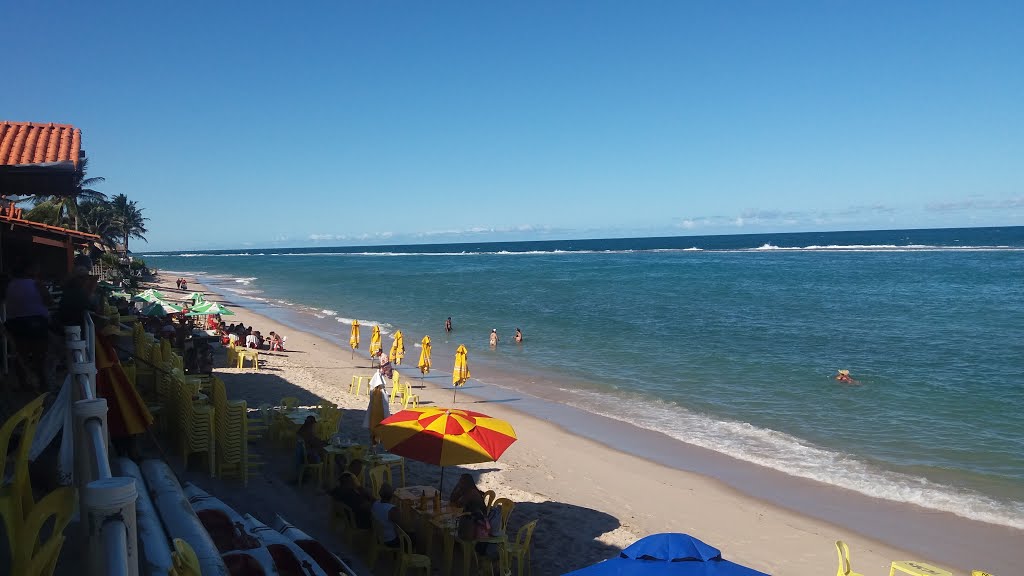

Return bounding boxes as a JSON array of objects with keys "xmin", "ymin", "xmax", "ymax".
[
  {"xmin": 0, "ymin": 122, "xmax": 82, "ymax": 168},
  {"xmin": 0, "ymin": 121, "xmax": 84, "ymax": 198}
]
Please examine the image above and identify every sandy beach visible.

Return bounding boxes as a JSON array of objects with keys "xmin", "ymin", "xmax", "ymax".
[{"xmin": 150, "ymin": 273, "xmax": 1018, "ymax": 576}]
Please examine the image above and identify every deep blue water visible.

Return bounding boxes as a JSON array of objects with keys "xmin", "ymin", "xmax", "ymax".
[{"xmin": 143, "ymin": 227, "xmax": 1024, "ymax": 528}]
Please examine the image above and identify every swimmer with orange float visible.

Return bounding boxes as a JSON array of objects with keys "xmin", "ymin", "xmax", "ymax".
[{"xmin": 835, "ymin": 369, "xmax": 859, "ymax": 384}]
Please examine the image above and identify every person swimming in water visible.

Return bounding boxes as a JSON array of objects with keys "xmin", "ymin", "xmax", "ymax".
[
  {"xmin": 445, "ymin": 317, "xmax": 452, "ymax": 333},
  {"xmin": 835, "ymin": 369, "xmax": 858, "ymax": 384},
  {"xmin": 514, "ymin": 328, "xmax": 523, "ymax": 343}
]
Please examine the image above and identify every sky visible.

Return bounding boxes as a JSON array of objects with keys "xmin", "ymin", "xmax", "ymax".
[{"xmin": 2, "ymin": 1, "xmax": 1022, "ymax": 251}]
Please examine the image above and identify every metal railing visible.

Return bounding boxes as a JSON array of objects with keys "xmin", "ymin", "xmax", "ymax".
[{"xmin": 67, "ymin": 314, "xmax": 138, "ymax": 576}]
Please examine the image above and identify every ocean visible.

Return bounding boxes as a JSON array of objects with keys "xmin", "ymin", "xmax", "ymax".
[{"xmin": 143, "ymin": 226, "xmax": 1024, "ymax": 529}]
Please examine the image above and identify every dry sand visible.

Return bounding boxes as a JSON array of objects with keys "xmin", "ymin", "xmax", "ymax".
[{"xmin": 149, "ymin": 274, "xmax": 993, "ymax": 576}]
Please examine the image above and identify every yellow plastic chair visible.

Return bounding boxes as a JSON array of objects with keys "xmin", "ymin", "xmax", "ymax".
[
  {"xmin": 836, "ymin": 541, "xmax": 866, "ymax": 576},
  {"xmin": 367, "ymin": 516, "xmax": 402, "ymax": 570},
  {"xmin": 171, "ymin": 538, "xmax": 202, "ymax": 576},
  {"xmin": 349, "ymin": 375, "xmax": 366, "ymax": 395},
  {"xmin": 368, "ymin": 464, "xmax": 391, "ymax": 499},
  {"xmin": 12, "ymin": 486, "xmax": 75, "ymax": 576},
  {"xmin": 504, "ymin": 519, "xmax": 539, "ymax": 576},
  {"xmin": 332, "ymin": 501, "xmax": 372, "ymax": 548},
  {"xmin": 394, "ymin": 525, "xmax": 431, "ymax": 575},
  {"xmin": 482, "ymin": 490, "xmax": 497, "ymax": 511},
  {"xmin": 0, "ymin": 393, "xmax": 46, "ymax": 542},
  {"xmin": 971, "ymin": 571, "xmax": 993, "ymax": 576},
  {"xmin": 297, "ymin": 438, "xmax": 325, "ymax": 488},
  {"xmin": 492, "ymin": 497, "xmax": 516, "ymax": 536}
]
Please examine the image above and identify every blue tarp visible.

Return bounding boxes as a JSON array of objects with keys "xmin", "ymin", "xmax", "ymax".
[{"xmin": 562, "ymin": 533, "xmax": 770, "ymax": 576}]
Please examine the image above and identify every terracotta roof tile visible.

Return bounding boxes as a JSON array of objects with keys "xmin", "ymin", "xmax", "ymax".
[{"xmin": 0, "ymin": 121, "xmax": 81, "ymax": 168}]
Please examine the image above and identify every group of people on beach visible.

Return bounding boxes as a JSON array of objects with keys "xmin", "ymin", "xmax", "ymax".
[
  {"xmin": 174, "ymin": 277, "xmax": 189, "ymax": 291},
  {"xmin": 219, "ymin": 322, "xmax": 285, "ymax": 351},
  {"xmin": 445, "ymin": 316, "xmax": 523, "ymax": 347},
  {"xmin": 328, "ymin": 460, "xmax": 500, "ymax": 554}
]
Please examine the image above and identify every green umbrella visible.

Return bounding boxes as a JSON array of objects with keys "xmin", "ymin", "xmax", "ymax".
[
  {"xmin": 141, "ymin": 300, "xmax": 183, "ymax": 317},
  {"xmin": 110, "ymin": 291, "xmax": 132, "ymax": 300},
  {"xmin": 189, "ymin": 301, "xmax": 234, "ymax": 316},
  {"xmin": 138, "ymin": 289, "xmax": 165, "ymax": 302},
  {"xmin": 187, "ymin": 292, "xmax": 205, "ymax": 303}
]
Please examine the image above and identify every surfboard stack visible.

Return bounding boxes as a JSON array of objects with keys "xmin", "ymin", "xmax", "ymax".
[{"xmin": 117, "ymin": 458, "xmax": 358, "ymax": 576}]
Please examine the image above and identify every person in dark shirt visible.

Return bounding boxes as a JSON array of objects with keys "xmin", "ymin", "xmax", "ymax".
[
  {"xmin": 58, "ymin": 255, "xmax": 98, "ymax": 329},
  {"xmin": 330, "ymin": 472, "xmax": 373, "ymax": 529}
]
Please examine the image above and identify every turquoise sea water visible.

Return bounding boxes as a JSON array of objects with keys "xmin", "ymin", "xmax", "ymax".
[{"xmin": 144, "ymin": 227, "xmax": 1024, "ymax": 529}]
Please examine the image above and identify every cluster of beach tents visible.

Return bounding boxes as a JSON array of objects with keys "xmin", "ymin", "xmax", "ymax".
[{"xmin": 108, "ymin": 289, "xmax": 235, "ymax": 318}]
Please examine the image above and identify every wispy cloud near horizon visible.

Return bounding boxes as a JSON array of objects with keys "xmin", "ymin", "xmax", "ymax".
[
  {"xmin": 677, "ymin": 204, "xmax": 898, "ymax": 230},
  {"xmin": 926, "ymin": 196, "xmax": 1024, "ymax": 212}
]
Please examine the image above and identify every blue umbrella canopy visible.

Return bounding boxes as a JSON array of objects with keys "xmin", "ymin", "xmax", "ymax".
[{"xmin": 562, "ymin": 533, "xmax": 769, "ymax": 576}]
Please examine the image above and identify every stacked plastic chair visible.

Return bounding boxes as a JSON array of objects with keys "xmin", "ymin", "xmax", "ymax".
[
  {"xmin": 0, "ymin": 393, "xmax": 46, "ymax": 549},
  {"xmin": 171, "ymin": 366, "xmax": 215, "ymax": 476},
  {"xmin": 210, "ymin": 377, "xmax": 260, "ymax": 485},
  {"xmin": 316, "ymin": 404, "xmax": 341, "ymax": 440}
]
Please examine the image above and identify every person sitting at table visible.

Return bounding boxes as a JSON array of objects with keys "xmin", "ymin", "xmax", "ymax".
[
  {"xmin": 371, "ymin": 483, "xmax": 414, "ymax": 548},
  {"xmin": 457, "ymin": 499, "xmax": 495, "ymax": 557},
  {"xmin": 245, "ymin": 330, "xmax": 259, "ymax": 349},
  {"xmin": 295, "ymin": 415, "xmax": 327, "ymax": 468},
  {"xmin": 330, "ymin": 472, "xmax": 374, "ymax": 529},
  {"xmin": 449, "ymin": 473, "xmax": 485, "ymax": 508}
]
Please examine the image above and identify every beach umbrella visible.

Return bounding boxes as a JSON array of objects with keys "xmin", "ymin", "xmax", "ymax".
[
  {"xmin": 349, "ymin": 320, "xmax": 360, "ymax": 359},
  {"xmin": 139, "ymin": 288, "xmax": 165, "ymax": 300},
  {"xmin": 452, "ymin": 344, "xmax": 470, "ymax": 401},
  {"xmin": 417, "ymin": 336, "xmax": 432, "ymax": 375},
  {"xmin": 189, "ymin": 301, "xmax": 235, "ymax": 316},
  {"xmin": 141, "ymin": 300, "xmax": 183, "ymax": 317},
  {"xmin": 188, "ymin": 292, "xmax": 205, "ymax": 303},
  {"xmin": 377, "ymin": 407, "xmax": 517, "ymax": 490},
  {"xmin": 561, "ymin": 533, "xmax": 769, "ymax": 576},
  {"xmin": 370, "ymin": 325, "xmax": 382, "ymax": 361},
  {"xmin": 110, "ymin": 291, "xmax": 132, "ymax": 301},
  {"xmin": 390, "ymin": 330, "xmax": 405, "ymax": 365}
]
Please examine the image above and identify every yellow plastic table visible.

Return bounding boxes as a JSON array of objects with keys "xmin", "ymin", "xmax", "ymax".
[{"xmin": 889, "ymin": 561, "xmax": 953, "ymax": 576}]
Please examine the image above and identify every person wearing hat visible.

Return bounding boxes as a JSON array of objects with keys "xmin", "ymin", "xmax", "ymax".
[
  {"xmin": 489, "ymin": 328, "xmax": 499, "ymax": 348},
  {"xmin": 835, "ymin": 369, "xmax": 856, "ymax": 384}
]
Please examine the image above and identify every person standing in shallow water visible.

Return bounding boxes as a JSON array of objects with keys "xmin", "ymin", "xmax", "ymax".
[
  {"xmin": 489, "ymin": 328, "xmax": 499, "ymax": 348},
  {"xmin": 445, "ymin": 317, "xmax": 452, "ymax": 333},
  {"xmin": 514, "ymin": 328, "xmax": 523, "ymax": 343}
]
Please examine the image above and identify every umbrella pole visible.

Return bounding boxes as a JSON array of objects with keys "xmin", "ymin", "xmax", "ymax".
[
  {"xmin": 439, "ymin": 466, "xmax": 445, "ymax": 492},
  {"xmin": 453, "ymin": 386, "xmax": 458, "ymax": 403}
]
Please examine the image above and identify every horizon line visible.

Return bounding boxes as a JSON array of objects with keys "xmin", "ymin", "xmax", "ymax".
[{"xmin": 139, "ymin": 224, "xmax": 1023, "ymax": 255}]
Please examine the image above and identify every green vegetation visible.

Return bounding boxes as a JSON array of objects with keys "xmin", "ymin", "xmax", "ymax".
[{"xmin": 22, "ymin": 157, "xmax": 149, "ymax": 254}]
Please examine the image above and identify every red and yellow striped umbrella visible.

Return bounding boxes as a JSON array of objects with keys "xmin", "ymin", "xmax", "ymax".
[{"xmin": 377, "ymin": 407, "xmax": 517, "ymax": 467}]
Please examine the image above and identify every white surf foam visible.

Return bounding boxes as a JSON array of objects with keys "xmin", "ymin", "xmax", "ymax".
[{"xmin": 561, "ymin": 387, "xmax": 1024, "ymax": 530}]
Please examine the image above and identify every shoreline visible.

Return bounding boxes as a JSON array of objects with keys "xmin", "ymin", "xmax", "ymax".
[{"xmin": 154, "ymin": 272, "xmax": 1019, "ymax": 575}]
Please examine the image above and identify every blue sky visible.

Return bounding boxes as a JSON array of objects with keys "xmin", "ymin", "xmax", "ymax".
[{"xmin": 2, "ymin": 1, "xmax": 1021, "ymax": 251}]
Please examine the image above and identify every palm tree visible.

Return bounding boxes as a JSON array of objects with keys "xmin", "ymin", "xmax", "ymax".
[
  {"xmin": 44, "ymin": 157, "xmax": 106, "ymax": 230},
  {"xmin": 77, "ymin": 199, "xmax": 119, "ymax": 249},
  {"xmin": 109, "ymin": 194, "xmax": 148, "ymax": 254}
]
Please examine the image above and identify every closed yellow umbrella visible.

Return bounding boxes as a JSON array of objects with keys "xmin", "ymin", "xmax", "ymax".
[
  {"xmin": 390, "ymin": 330, "xmax": 405, "ymax": 365},
  {"xmin": 349, "ymin": 320, "xmax": 360, "ymax": 358},
  {"xmin": 370, "ymin": 325, "xmax": 382, "ymax": 360},
  {"xmin": 452, "ymin": 344, "xmax": 470, "ymax": 401},
  {"xmin": 417, "ymin": 336, "xmax": 432, "ymax": 375},
  {"xmin": 452, "ymin": 344, "xmax": 470, "ymax": 386}
]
